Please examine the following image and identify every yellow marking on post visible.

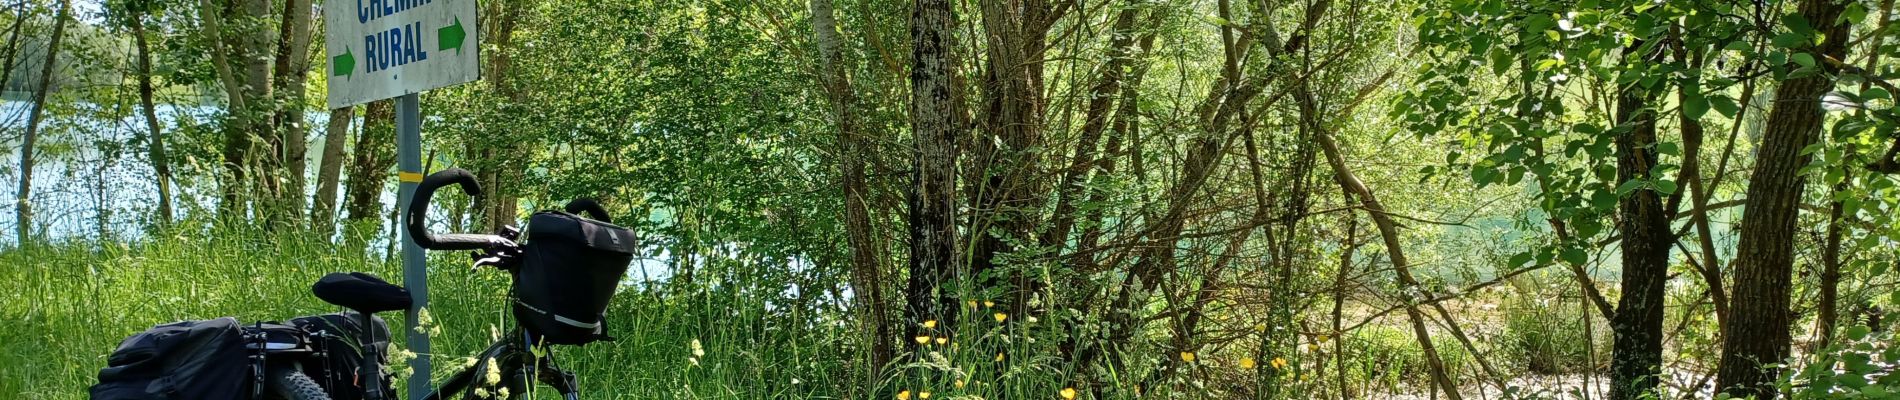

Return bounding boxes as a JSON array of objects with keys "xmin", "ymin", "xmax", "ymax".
[{"xmin": 399, "ymin": 171, "xmax": 425, "ymax": 183}]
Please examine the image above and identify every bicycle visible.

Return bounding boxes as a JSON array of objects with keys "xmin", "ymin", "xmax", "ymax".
[{"xmin": 279, "ymin": 168, "xmax": 632, "ymax": 400}]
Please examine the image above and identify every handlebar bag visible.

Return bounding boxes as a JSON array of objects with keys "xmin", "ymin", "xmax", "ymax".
[
  {"xmin": 90, "ymin": 318, "xmax": 248, "ymax": 400},
  {"xmin": 514, "ymin": 210, "xmax": 636, "ymax": 345},
  {"xmin": 290, "ymin": 313, "xmax": 394, "ymax": 400}
]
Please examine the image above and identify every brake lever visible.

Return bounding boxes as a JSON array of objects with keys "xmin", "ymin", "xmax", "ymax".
[
  {"xmin": 468, "ymin": 225, "xmax": 524, "ymax": 271},
  {"xmin": 471, "ymin": 254, "xmax": 505, "ymax": 271}
]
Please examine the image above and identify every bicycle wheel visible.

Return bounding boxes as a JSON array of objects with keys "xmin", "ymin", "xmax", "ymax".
[{"xmin": 266, "ymin": 366, "xmax": 333, "ymax": 400}]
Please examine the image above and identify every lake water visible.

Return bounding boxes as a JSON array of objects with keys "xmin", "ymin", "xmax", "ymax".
[{"xmin": 0, "ymin": 99, "xmax": 380, "ymax": 244}]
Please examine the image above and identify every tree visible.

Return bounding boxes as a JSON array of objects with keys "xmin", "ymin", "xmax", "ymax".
[
  {"xmin": 811, "ymin": 0, "xmax": 896, "ymax": 374},
  {"xmin": 1606, "ymin": 35, "xmax": 1672, "ymax": 400},
  {"xmin": 199, "ymin": 0, "xmax": 278, "ymax": 222},
  {"xmin": 126, "ymin": 0, "xmax": 175, "ymax": 225},
  {"xmin": 1717, "ymin": 0, "xmax": 1854, "ymax": 396},
  {"xmin": 471, "ymin": 0, "xmax": 525, "ymax": 232},
  {"xmin": 344, "ymin": 99, "xmax": 395, "ymax": 243},
  {"xmin": 967, "ymin": 0, "xmax": 1057, "ymax": 314},
  {"xmin": 268, "ymin": 0, "xmax": 317, "ymax": 226},
  {"xmin": 312, "ymin": 106, "xmax": 353, "ymax": 236},
  {"xmin": 15, "ymin": 0, "xmax": 71, "ymax": 244},
  {"xmin": 905, "ymin": 0, "xmax": 962, "ymax": 341}
]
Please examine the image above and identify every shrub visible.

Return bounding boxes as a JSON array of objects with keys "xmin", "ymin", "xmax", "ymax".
[
  {"xmin": 1344, "ymin": 325, "xmax": 1473, "ymax": 390},
  {"xmin": 1500, "ymin": 295, "xmax": 1610, "ymax": 374}
]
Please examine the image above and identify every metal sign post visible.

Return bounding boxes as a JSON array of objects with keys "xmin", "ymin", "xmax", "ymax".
[
  {"xmin": 394, "ymin": 92, "xmax": 428, "ymax": 398},
  {"xmin": 322, "ymin": 1, "xmax": 479, "ymax": 399}
]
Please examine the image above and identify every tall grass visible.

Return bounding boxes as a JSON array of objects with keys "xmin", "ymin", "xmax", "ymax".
[
  {"xmin": 5, "ymin": 225, "xmax": 1440, "ymax": 399},
  {"xmin": 0, "ymin": 225, "xmax": 874, "ymax": 399}
]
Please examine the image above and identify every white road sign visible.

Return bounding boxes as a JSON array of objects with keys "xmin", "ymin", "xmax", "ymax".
[{"xmin": 324, "ymin": 0, "xmax": 479, "ymax": 109}]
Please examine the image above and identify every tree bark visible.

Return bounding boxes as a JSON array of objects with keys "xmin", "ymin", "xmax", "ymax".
[
  {"xmin": 811, "ymin": 0, "xmax": 895, "ymax": 375},
  {"xmin": 1041, "ymin": 7, "xmax": 1142, "ymax": 254},
  {"xmin": 1816, "ymin": 0, "xmax": 1891, "ymax": 351},
  {"xmin": 473, "ymin": 0, "xmax": 523, "ymax": 231},
  {"xmin": 1717, "ymin": 0, "xmax": 1852, "ymax": 397},
  {"xmin": 1668, "ymin": 27, "xmax": 1730, "ymax": 338},
  {"xmin": 312, "ymin": 106, "xmax": 353, "ymax": 237},
  {"xmin": 15, "ymin": 0, "xmax": 71, "ymax": 244},
  {"xmin": 905, "ymin": 0, "xmax": 963, "ymax": 339},
  {"xmin": 270, "ymin": 0, "xmax": 316, "ymax": 226},
  {"xmin": 201, "ymin": 0, "xmax": 277, "ymax": 221},
  {"xmin": 0, "ymin": 2, "xmax": 26, "ymax": 111},
  {"xmin": 1305, "ymin": 83, "xmax": 1462, "ymax": 399},
  {"xmin": 969, "ymin": 0, "xmax": 1056, "ymax": 313},
  {"xmin": 344, "ymin": 99, "xmax": 396, "ymax": 244},
  {"xmin": 130, "ymin": 0, "xmax": 175, "ymax": 226},
  {"xmin": 1608, "ymin": 39, "xmax": 1671, "ymax": 400}
]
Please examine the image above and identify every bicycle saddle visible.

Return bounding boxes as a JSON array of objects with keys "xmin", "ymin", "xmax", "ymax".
[{"xmin": 312, "ymin": 272, "xmax": 411, "ymax": 313}]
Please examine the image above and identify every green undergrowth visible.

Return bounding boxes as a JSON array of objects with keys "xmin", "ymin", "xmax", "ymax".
[
  {"xmin": 0, "ymin": 227, "xmax": 863, "ymax": 399},
  {"xmin": 3, "ymin": 226, "xmax": 1529, "ymax": 399}
]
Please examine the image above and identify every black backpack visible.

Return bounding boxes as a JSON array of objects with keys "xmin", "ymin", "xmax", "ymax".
[
  {"xmin": 513, "ymin": 210, "xmax": 637, "ymax": 345},
  {"xmin": 289, "ymin": 313, "xmax": 394, "ymax": 400},
  {"xmin": 90, "ymin": 318, "xmax": 249, "ymax": 400}
]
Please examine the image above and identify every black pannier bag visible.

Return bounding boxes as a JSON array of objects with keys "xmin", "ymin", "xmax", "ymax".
[
  {"xmin": 90, "ymin": 317, "xmax": 248, "ymax": 400},
  {"xmin": 290, "ymin": 312, "xmax": 394, "ymax": 400},
  {"xmin": 513, "ymin": 210, "xmax": 636, "ymax": 345}
]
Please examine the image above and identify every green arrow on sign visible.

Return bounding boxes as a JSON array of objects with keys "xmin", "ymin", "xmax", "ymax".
[
  {"xmin": 438, "ymin": 17, "xmax": 466, "ymax": 54},
  {"xmin": 332, "ymin": 48, "xmax": 355, "ymax": 78}
]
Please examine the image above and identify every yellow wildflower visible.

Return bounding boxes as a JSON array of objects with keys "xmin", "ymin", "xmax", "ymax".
[
  {"xmin": 955, "ymin": 379, "xmax": 966, "ymax": 389},
  {"xmin": 984, "ymin": 300, "xmax": 995, "ymax": 308},
  {"xmin": 1180, "ymin": 352, "xmax": 1196, "ymax": 363},
  {"xmin": 919, "ymin": 391, "xmax": 931, "ymax": 399},
  {"xmin": 994, "ymin": 312, "xmax": 1008, "ymax": 322},
  {"xmin": 1239, "ymin": 357, "xmax": 1257, "ymax": 369},
  {"xmin": 915, "ymin": 336, "xmax": 930, "ymax": 344},
  {"xmin": 1270, "ymin": 357, "xmax": 1288, "ymax": 370},
  {"xmin": 935, "ymin": 337, "xmax": 948, "ymax": 345},
  {"xmin": 1060, "ymin": 387, "xmax": 1078, "ymax": 399},
  {"xmin": 922, "ymin": 320, "xmax": 938, "ymax": 329},
  {"xmin": 898, "ymin": 390, "xmax": 911, "ymax": 400},
  {"xmin": 995, "ymin": 352, "xmax": 1006, "ymax": 362}
]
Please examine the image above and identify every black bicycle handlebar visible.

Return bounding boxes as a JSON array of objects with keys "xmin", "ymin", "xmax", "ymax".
[
  {"xmin": 562, "ymin": 198, "xmax": 611, "ymax": 223},
  {"xmin": 407, "ymin": 169, "xmax": 513, "ymax": 251}
]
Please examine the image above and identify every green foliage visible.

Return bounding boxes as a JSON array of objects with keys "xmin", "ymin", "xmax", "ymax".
[
  {"xmin": 1781, "ymin": 326, "xmax": 1900, "ymax": 399},
  {"xmin": 1342, "ymin": 325, "xmax": 1473, "ymax": 391},
  {"xmin": 1499, "ymin": 294, "xmax": 1610, "ymax": 374}
]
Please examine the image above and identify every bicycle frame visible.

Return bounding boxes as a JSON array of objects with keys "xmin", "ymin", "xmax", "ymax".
[{"xmin": 412, "ymin": 329, "xmax": 580, "ymax": 400}]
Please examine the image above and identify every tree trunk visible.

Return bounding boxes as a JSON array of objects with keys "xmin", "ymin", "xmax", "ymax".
[
  {"xmin": 1041, "ymin": 7, "xmax": 1141, "ymax": 254},
  {"xmin": 969, "ymin": 0, "xmax": 1055, "ymax": 314},
  {"xmin": 1608, "ymin": 39, "xmax": 1671, "ymax": 400},
  {"xmin": 905, "ymin": 0, "xmax": 963, "ymax": 339},
  {"xmin": 270, "ymin": 0, "xmax": 316, "ymax": 227},
  {"xmin": 473, "ymin": 0, "xmax": 523, "ymax": 231},
  {"xmin": 201, "ymin": 0, "xmax": 277, "ymax": 222},
  {"xmin": 1306, "ymin": 83, "xmax": 1462, "ymax": 399},
  {"xmin": 1816, "ymin": 0, "xmax": 1891, "ymax": 351},
  {"xmin": 0, "ymin": 2, "xmax": 26, "ymax": 113},
  {"xmin": 131, "ymin": 0, "xmax": 175, "ymax": 226},
  {"xmin": 1717, "ymin": 0, "xmax": 1852, "ymax": 397},
  {"xmin": 312, "ymin": 106, "xmax": 353, "ymax": 237},
  {"xmin": 811, "ymin": 0, "xmax": 896, "ymax": 375},
  {"xmin": 15, "ymin": 0, "xmax": 71, "ymax": 244},
  {"xmin": 344, "ymin": 99, "xmax": 396, "ymax": 244}
]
